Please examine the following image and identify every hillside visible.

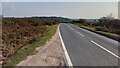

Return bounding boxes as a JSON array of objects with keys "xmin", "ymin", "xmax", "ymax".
[
  {"xmin": 2, "ymin": 17, "xmax": 59, "ymax": 65},
  {"xmin": 33, "ymin": 16, "xmax": 73, "ymax": 23}
]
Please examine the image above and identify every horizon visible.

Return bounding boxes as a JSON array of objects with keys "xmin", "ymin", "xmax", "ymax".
[
  {"xmin": 2, "ymin": 15, "xmax": 100, "ymax": 19},
  {"xmin": 2, "ymin": 2, "xmax": 118, "ymax": 19},
  {"xmin": 2, "ymin": 15, "xmax": 107, "ymax": 20}
]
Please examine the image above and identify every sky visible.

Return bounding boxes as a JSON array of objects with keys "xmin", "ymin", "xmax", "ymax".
[
  {"xmin": 2, "ymin": 2, "xmax": 119, "ymax": 19},
  {"xmin": 2, "ymin": 0, "xmax": 120, "ymax": 2},
  {"xmin": 118, "ymin": 1, "xmax": 120, "ymax": 19},
  {"xmin": 0, "ymin": 1, "xmax": 2, "ymax": 15}
]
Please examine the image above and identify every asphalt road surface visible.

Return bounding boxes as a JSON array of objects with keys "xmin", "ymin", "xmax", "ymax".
[{"xmin": 59, "ymin": 23, "xmax": 120, "ymax": 66}]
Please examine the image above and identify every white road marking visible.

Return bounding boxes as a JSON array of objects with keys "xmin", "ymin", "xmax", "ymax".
[
  {"xmin": 71, "ymin": 24, "xmax": 119, "ymax": 45},
  {"xmin": 76, "ymin": 31, "xmax": 85, "ymax": 37},
  {"xmin": 71, "ymin": 28, "xmax": 74, "ymax": 30},
  {"xmin": 66, "ymin": 24, "xmax": 85, "ymax": 37},
  {"xmin": 91, "ymin": 40, "xmax": 120, "ymax": 59},
  {"xmin": 58, "ymin": 24, "xmax": 73, "ymax": 67},
  {"xmin": 65, "ymin": 24, "xmax": 71, "ymax": 28},
  {"xmin": 68, "ymin": 25, "xmax": 71, "ymax": 27}
]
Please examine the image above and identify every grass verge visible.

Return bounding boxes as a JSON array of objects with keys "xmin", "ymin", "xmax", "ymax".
[
  {"xmin": 81, "ymin": 26, "xmax": 120, "ymax": 38},
  {"xmin": 3, "ymin": 24, "xmax": 58, "ymax": 66},
  {"xmin": 78, "ymin": 25, "xmax": 120, "ymax": 42}
]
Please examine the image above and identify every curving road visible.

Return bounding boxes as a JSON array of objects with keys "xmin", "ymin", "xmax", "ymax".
[{"xmin": 59, "ymin": 23, "xmax": 120, "ymax": 66}]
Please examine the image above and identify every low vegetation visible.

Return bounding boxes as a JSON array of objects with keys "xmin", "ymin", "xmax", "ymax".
[
  {"xmin": 71, "ymin": 14, "xmax": 120, "ymax": 41},
  {"xmin": 2, "ymin": 17, "xmax": 59, "ymax": 66}
]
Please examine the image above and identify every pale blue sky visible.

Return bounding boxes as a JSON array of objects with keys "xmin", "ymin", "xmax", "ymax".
[
  {"xmin": 2, "ymin": 0, "xmax": 120, "ymax": 2},
  {"xmin": 2, "ymin": 2, "xmax": 118, "ymax": 19}
]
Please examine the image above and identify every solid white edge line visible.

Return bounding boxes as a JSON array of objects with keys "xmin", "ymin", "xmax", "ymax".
[
  {"xmin": 58, "ymin": 24, "xmax": 73, "ymax": 67},
  {"xmin": 91, "ymin": 40, "xmax": 120, "ymax": 59}
]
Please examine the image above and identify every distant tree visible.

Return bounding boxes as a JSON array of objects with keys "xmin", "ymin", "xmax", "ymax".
[
  {"xmin": 106, "ymin": 13, "xmax": 115, "ymax": 20},
  {"xmin": 99, "ymin": 13, "xmax": 115, "ymax": 23},
  {"xmin": 79, "ymin": 19, "xmax": 85, "ymax": 23}
]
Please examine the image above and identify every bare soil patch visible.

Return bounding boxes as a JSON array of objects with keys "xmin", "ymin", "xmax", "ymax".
[{"xmin": 16, "ymin": 29, "xmax": 64, "ymax": 66}]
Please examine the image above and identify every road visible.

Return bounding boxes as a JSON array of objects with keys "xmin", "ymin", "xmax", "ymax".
[{"xmin": 59, "ymin": 23, "xmax": 120, "ymax": 66}]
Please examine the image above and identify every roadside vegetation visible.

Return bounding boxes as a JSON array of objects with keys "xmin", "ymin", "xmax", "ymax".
[
  {"xmin": 71, "ymin": 14, "xmax": 120, "ymax": 41},
  {"xmin": 2, "ymin": 17, "xmax": 59, "ymax": 66}
]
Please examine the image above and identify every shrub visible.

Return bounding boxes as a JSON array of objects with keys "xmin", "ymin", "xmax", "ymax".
[
  {"xmin": 95, "ymin": 26, "xmax": 102, "ymax": 31},
  {"xmin": 95, "ymin": 26, "xmax": 108, "ymax": 32},
  {"xmin": 2, "ymin": 17, "xmax": 59, "ymax": 63}
]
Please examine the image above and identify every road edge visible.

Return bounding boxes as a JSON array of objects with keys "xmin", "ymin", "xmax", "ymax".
[{"xmin": 58, "ymin": 24, "xmax": 73, "ymax": 67}]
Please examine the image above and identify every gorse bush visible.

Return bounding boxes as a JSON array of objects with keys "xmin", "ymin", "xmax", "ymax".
[
  {"xmin": 98, "ymin": 18, "xmax": 120, "ymax": 35},
  {"xmin": 95, "ymin": 26, "xmax": 103, "ymax": 31},
  {"xmin": 95, "ymin": 26, "xmax": 109, "ymax": 32},
  {"xmin": 72, "ymin": 17, "xmax": 120, "ymax": 35},
  {"xmin": 2, "ymin": 17, "xmax": 59, "ymax": 63}
]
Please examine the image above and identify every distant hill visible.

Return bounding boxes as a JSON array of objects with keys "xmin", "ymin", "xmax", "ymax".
[
  {"xmin": 0, "ymin": 15, "xmax": 2, "ymax": 18},
  {"xmin": 34, "ymin": 16, "xmax": 73, "ymax": 23},
  {"xmin": 72, "ymin": 19, "xmax": 99, "ymax": 23},
  {"xmin": 85, "ymin": 19, "xmax": 99, "ymax": 22}
]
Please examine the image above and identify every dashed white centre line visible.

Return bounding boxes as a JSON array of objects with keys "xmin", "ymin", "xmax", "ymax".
[
  {"xmin": 76, "ymin": 31, "xmax": 85, "ymax": 37},
  {"xmin": 68, "ymin": 26, "xmax": 71, "ymax": 27},
  {"xmin": 91, "ymin": 40, "xmax": 120, "ymax": 59},
  {"xmin": 66, "ymin": 24, "xmax": 71, "ymax": 28},
  {"xmin": 66, "ymin": 24, "xmax": 85, "ymax": 37},
  {"xmin": 71, "ymin": 28, "xmax": 74, "ymax": 30}
]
